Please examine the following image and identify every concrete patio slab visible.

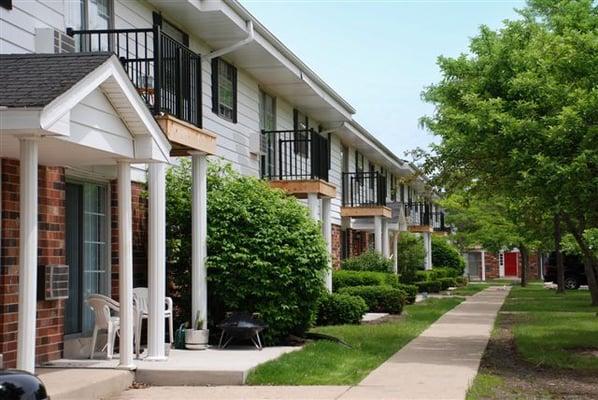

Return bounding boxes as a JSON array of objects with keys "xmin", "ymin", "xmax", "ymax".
[
  {"xmin": 37, "ymin": 367, "xmax": 133, "ymax": 400},
  {"xmin": 361, "ymin": 312, "xmax": 388, "ymax": 322}
]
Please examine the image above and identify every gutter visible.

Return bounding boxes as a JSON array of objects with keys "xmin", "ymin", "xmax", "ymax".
[{"xmin": 204, "ymin": 20, "xmax": 255, "ymax": 61}]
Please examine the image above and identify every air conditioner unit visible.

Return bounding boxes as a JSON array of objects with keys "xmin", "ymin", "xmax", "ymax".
[{"xmin": 35, "ymin": 28, "xmax": 75, "ymax": 54}]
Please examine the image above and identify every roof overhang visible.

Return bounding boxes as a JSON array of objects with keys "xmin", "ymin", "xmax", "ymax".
[
  {"xmin": 0, "ymin": 55, "xmax": 171, "ymax": 164},
  {"xmin": 147, "ymin": 0, "xmax": 355, "ymax": 123}
]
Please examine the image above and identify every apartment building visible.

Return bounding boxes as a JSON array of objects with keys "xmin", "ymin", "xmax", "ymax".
[{"xmin": 0, "ymin": 0, "xmax": 441, "ymax": 372}]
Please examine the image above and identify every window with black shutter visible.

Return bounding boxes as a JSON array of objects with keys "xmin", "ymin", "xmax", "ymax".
[
  {"xmin": 293, "ymin": 109, "xmax": 309, "ymax": 157},
  {"xmin": 211, "ymin": 58, "xmax": 237, "ymax": 123}
]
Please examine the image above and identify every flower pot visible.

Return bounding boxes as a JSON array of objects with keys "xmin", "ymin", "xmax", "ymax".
[{"xmin": 185, "ymin": 329, "xmax": 209, "ymax": 350}]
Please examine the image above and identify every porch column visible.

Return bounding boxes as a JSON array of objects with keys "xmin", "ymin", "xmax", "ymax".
[
  {"xmin": 481, "ymin": 251, "xmax": 486, "ymax": 281},
  {"xmin": 191, "ymin": 153, "xmax": 208, "ymax": 329},
  {"xmin": 392, "ymin": 232, "xmax": 399, "ymax": 274},
  {"xmin": 117, "ymin": 161, "xmax": 135, "ymax": 369},
  {"xmin": 16, "ymin": 138, "xmax": 38, "ymax": 373},
  {"xmin": 321, "ymin": 197, "xmax": 332, "ymax": 292},
  {"xmin": 423, "ymin": 232, "xmax": 432, "ymax": 270},
  {"xmin": 374, "ymin": 216, "xmax": 382, "ymax": 254},
  {"xmin": 147, "ymin": 163, "xmax": 166, "ymax": 360},
  {"xmin": 307, "ymin": 193, "xmax": 319, "ymax": 220},
  {"xmin": 382, "ymin": 220, "xmax": 389, "ymax": 258}
]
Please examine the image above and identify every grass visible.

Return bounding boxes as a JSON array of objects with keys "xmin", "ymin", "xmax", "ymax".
[
  {"xmin": 452, "ymin": 284, "xmax": 489, "ymax": 296},
  {"xmin": 505, "ymin": 284, "xmax": 598, "ymax": 370},
  {"xmin": 247, "ymin": 297, "xmax": 463, "ymax": 385}
]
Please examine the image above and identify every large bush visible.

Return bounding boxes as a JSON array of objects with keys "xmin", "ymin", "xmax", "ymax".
[
  {"xmin": 396, "ymin": 283, "xmax": 417, "ymax": 304},
  {"xmin": 432, "ymin": 236, "xmax": 466, "ymax": 273},
  {"xmin": 415, "ymin": 280, "xmax": 442, "ymax": 293},
  {"xmin": 341, "ymin": 250, "xmax": 393, "ymax": 273},
  {"xmin": 338, "ymin": 286, "xmax": 406, "ymax": 314},
  {"xmin": 332, "ymin": 270, "xmax": 396, "ymax": 291},
  {"xmin": 166, "ymin": 161, "xmax": 328, "ymax": 343},
  {"xmin": 397, "ymin": 232, "xmax": 426, "ymax": 283},
  {"xmin": 316, "ymin": 293, "xmax": 368, "ymax": 326}
]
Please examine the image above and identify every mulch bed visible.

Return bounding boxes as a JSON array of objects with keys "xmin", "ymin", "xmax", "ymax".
[{"xmin": 477, "ymin": 313, "xmax": 598, "ymax": 399}]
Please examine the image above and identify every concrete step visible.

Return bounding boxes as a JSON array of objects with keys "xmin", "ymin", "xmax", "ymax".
[
  {"xmin": 135, "ymin": 368, "xmax": 247, "ymax": 386},
  {"xmin": 37, "ymin": 367, "xmax": 134, "ymax": 400}
]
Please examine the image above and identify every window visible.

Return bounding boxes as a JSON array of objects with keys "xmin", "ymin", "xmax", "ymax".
[
  {"xmin": 390, "ymin": 174, "xmax": 396, "ymax": 201},
  {"xmin": 293, "ymin": 109, "xmax": 309, "ymax": 157},
  {"xmin": 0, "ymin": 0, "xmax": 12, "ymax": 10},
  {"xmin": 67, "ymin": 0, "xmax": 113, "ymax": 51},
  {"xmin": 368, "ymin": 162, "xmax": 375, "ymax": 189},
  {"xmin": 259, "ymin": 90, "xmax": 276, "ymax": 177},
  {"xmin": 211, "ymin": 58, "xmax": 237, "ymax": 122},
  {"xmin": 400, "ymin": 183, "xmax": 405, "ymax": 202},
  {"xmin": 499, "ymin": 252, "xmax": 505, "ymax": 267},
  {"xmin": 355, "ymin": 150, "xmax": 364, "ymax": 185}
]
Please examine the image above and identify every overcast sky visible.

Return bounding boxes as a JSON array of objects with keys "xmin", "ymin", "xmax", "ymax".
[{"xmin": 240, "ymin": 0, "xmax": 524, "ymax": 160}]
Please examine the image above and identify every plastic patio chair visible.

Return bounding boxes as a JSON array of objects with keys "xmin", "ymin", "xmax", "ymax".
[
  {"xmin": 132, "ymin": 287, "xmax": 174, "ymax": 357},
  {"xmin": 86, "ymin": 294, "xmax": 121, "ymax": 360}
]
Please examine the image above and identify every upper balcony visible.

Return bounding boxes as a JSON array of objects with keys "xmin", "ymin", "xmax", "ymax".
[
  {"xmin": 341, "ymin": 171, "xmax": 391, "ymax": 218},
  {"xmin": 67, "ymin": 26, "xmax": 216, "ymax": 156},
  {"xmin": 403, "ymin": 201, "xmax": 433, "ymax": 232},
  {"xmin": 261, "ymin": 129, "xmax": 335, "ymax": 198},
  {"xmin": 432, "ymin": 211, "xmax": 451, "ymax": 234}
]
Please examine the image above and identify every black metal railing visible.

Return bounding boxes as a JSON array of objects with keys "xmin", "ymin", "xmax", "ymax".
[
  {"xmin": 342, "ymin": 172, "xmax": 387, "ymax": 207},
  {"xmin": 404, "ymin": 202, "xmax": 431, "ymax": 226},
  {"xmin": 432, "ymin": 211, "xmax": 451, "ymax": 232},
  {"xmin": 260, "ymin": 129, "xmax": 329, "ymax": 181},
  {"xmin": 67, "ymin": 26, "xmax": 202, "ymax": 127}
]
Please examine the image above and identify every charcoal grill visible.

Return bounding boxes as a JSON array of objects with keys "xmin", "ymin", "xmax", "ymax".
[{"xmin": 217, "ymin": 312, "xmax": 268, "ymax": 350}]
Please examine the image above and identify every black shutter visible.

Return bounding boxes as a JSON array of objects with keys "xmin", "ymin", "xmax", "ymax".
[
  {"xmin": 231, "ymin": 64, "xmax": 238, "ymax": 123},
  {"xmin": 152, "ymin": 12, "xmax": 162, "ymax": 26},
  {"xmin": 293, "ymin": 109, "xmax": 299, "ymax": 131},
  {"xmin": 211, "ymin": 58, "xmax": 219, "ymax": 114}
]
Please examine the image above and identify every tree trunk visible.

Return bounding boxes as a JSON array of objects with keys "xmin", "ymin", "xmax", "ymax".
[
  {"xmin": 563, "ymin": 216, "xmax": 598, "ymax": 306},
  {"xmin": 520, "ymin": 244, "xmax": 529, "ymax": 287},
  {"xmin": 555, "ymin": 213, "xmax": 565, "ymax": 293}
]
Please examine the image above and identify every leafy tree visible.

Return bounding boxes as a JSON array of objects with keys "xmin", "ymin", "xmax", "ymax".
[
  {"xmin": 166, "ymin": 160, "xmax": 328, "ymax": 343},
  {"xmin": 397, "ymin": 232, "xmax": 426, "ymax": 283},
  {"xmin": 421, "ymin": 0, "xmax": 598, "ymax": 302},
  {"xmin": 431, "ymin": 235, "xmax": 465, "ymax": 273}
]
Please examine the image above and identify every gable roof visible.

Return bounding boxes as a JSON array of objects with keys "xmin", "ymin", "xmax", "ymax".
[{"xmin": 0, "ymin": 53, "xmax": 113, "ymax": 108}]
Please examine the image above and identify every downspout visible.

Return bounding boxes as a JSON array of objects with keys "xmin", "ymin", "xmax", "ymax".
[{"xmin": 204, "ymin": 20, "xmax": 255, "ymax": 61}]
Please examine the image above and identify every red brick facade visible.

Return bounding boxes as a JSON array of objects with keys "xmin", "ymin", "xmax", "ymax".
[
  {"xmin": 331, "ymin": 224, "xmax": 341, "ymax": 269},
  {"xmin": 484, "ymin": 252, "xmax": 500, "ymax": 279},
  {"xmin": 473, "ymin": 250, "xmax": 542, "ymax": 280},
  {"xmin": 345, "ymin": 228, "xmax": 369, "ymax": 258},
  {"xmin": 0, "ymin": 158, "xmax": 149, "ymax": 368}
]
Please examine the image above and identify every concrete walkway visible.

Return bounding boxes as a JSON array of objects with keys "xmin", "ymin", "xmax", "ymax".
[{"xmin": 111, "ymin": 287, "xmax": 509, "ymax": 400}]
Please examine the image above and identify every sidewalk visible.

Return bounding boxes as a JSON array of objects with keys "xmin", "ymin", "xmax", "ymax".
[{"xmin": 111, "ymin": 287, "xmax": 509, "ymax": 400}]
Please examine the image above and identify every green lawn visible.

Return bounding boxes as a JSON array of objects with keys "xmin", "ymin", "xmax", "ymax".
[
  {"xmin": 452, "ymin": 284, "xmax": 489, "ymax": 296},
  {"xmin": 247, "ymin": 297, "xmax": 463, "ymax": 385},
  {"xmin": 467, "ymin": 284, "xmax": 598, "ymax": 399}
]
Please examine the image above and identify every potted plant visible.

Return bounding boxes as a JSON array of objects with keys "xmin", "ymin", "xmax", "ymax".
[{"xmin": 185, "ymin": 311, "xmax": 209, "ymax": 350}]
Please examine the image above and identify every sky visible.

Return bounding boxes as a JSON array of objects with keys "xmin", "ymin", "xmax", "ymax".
[{"xmin": 240, "ymin": 0, "xmax": 525, "ymax": 160}]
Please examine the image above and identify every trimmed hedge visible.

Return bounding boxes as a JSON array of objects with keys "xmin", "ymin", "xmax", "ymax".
[
  {"xmin": 455, "ymin": 276, "xmax": 468, "ymax": 287},
  {"xmin": 332, "ymin": 270, "xmax": 397, "ymax": 291},
  {"xmin": 415, "ymin": 270, "xmax": 431, "ymax": 282},
  {"xmin": 396, "ymin": 283, "xmax": 417, "ymax": 304},
  {"xmin": 438, "ymin": 277, "xmax": 457, "ymax": 290},
  {"xmin": 415, "ymin": 280, "xmax": 442, "ymax": 293},
  {"xmin": 430, "ymin": 267, "xmax": 460, "ymax": 280},
  {"xmin": 316, "ymin": 293, "xmax": 368, "ymax": 326},
  {"xmin": 338, "ymin": 286, "xmax": 406, "ymax": 314},
  {"xmin": 341, "ymin": 250, "xmax": 393, "ymax": 273}
]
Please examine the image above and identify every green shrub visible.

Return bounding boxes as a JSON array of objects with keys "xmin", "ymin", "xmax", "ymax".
[
  {"xmin": 415, "ymin": 270, "xmax": 431, "ymax": 282},
  {"xmin": 438, "ymin": 277, "xmax": 457, "ymax": 290},
  {"xmin": 397, "ymin": 232, "xmax": 426, "ymax": 283},
  {"xmin": 333, "ymin": 270, "xmax": 389, "ymax": 290},
  {"xmin": 430, "ymin": 267, "xmax": 460, "ymax": 280},
  {"xmin": 415, "ymin": 280, "xmax": 442, "ymax": 293},
  {"xmin": 166, "ymin": 161, "xmax": 328, "ymax": 343},
  {"xmin": 341, "ymin": 250, "xmax": 393, "ymax": 273},
  {"xmin": 455, "ymin": 276, "xmax": 468, "ymax": 287},
  {"xmin": 338, "ymin": 286, "xmax": 406, "ymax": 314},
  {"xmin": 432, "ymin": 236, "xmax": 466, "ymax": 273},
  {"xmin": 316, "ymin": 293, "xmax": 368, "ymax": 326},
  {"xmin": 396, "ymin": 283, "xmax": 417, "ymax": 304}
]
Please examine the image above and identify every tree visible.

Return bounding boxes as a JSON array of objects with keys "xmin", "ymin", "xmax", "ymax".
[
  {"xmin": 421, "ymin": 0, "xmax": 598, "ymax": 303},
  {"xmin": 397, "ymin": 232, "xmax": 426, "ymax": 283},
  {"xmin": 431, "ymin": 235, "xmax": 465, "ymax": 273}
]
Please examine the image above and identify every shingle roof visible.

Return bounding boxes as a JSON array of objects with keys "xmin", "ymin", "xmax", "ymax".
[{"xmin": 0, "ymin": 52, "xmax": 113, "ymax": 108}]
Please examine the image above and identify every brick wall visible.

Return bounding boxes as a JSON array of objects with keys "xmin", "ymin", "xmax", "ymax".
[
  {"xmin": 484, "ymin": 252, "xmax": 500, "ymax": 279},
  {"xmin": 346, "ymin": 228, "xmax": 369, "ymax": 258},
  {"xmin": 331, "ymin": 224, "xmax": 341, "ymax": 269},
  {"xmin": 0, "ymin": 159, "xmax": 66, "ymax": 367}
]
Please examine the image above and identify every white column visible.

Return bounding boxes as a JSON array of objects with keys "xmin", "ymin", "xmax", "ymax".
[
  {"xmin": 147, "ymin": 163, "xmax": 166, "ymax": 360},
  {"xmin": 392, "ymin": 232, "xmax": 399, "ymax": 274},
  {"xmin": 481, "ymin": 251, "xmax": 486, "ymax": 281},
  {"xmin": 374, "ymin": 216, "xmax": 382, "ymax": 253},
  {"xmin": 191, "ymin": 153, "xmax": 208, "ymax": 329},
  {"xmin": 382, "ymin": 220, "xmax": 389, "ymax": 258},
  {"xmin": 423, "ymin": 232, "xmax": 432, "ymax": 270},
  {"xmin": 16, "ymin": 138, "xmax": 38, "ymax": 373},
  {"xmin": 321, "ymin": 197, "xmax": 332, "ymax": 292},
  {"xmin": 118, "ymin": 161, "xmax": 135, "ymax": 369},
  {"xmin": 307, "ymin": 193, "xmax": 319, "ymax": 220},
  {"xmin": 499, "ymin": 251, "xmax": 505, "ymax": 278}
]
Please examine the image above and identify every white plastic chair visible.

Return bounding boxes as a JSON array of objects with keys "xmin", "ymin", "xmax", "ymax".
[
  {"xmin": 132, "ymin": 287, "xmax": 174, "ymax": 357},
  {"xmin": 87, "ymin": 294, "xmax": 121, "ymax": 360}
]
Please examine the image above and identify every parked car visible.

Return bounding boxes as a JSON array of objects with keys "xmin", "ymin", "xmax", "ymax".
[{"xmin": 544, "ymin": 252, "xmax": 587, "ymax": 289}]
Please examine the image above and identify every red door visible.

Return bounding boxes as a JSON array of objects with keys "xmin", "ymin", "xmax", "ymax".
[{"xmin": 504, "ymin": 252, "xmax": 519, "ymax": 276}]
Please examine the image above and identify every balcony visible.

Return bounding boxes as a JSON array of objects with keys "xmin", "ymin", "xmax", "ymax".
[
  {"xmin": 67, "ymin": 26, "xmax": 216, "ymax": 156},
  {"xmin": 261, "ymin": 129, "xmax": 335, "ymax": 198},
  {"xmin": 404, "ymin": 202, "xmax": 433, "ymax": 233},
  {"xmin": 432, "ymin": 211, "xmax": 451, "ymax": 235},
  {"xmin": 341, "ymin": 172, "xmax": 391, "ymax": 218}
]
